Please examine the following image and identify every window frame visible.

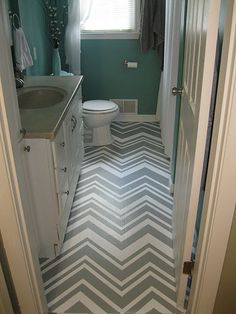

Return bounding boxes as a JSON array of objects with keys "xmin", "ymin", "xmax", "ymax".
[{"xmin": 80, "ymin": 0, "xmax": 140, "ymax": 40}]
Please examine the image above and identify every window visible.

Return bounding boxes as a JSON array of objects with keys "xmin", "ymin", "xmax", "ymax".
[{"xmin": 80, "ymin": 0, "xmax": 140, "ymax": 39}]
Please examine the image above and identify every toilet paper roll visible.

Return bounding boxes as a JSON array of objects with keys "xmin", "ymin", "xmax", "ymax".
[{"xmin": 127, "ymin": 62, "xmax": 138, "ymax": 68}]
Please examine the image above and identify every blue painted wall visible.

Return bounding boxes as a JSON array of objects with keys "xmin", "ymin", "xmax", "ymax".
[
  {"xmin": 10, "ymin": 0, "xmax": 68, "ymax": 75},
  {"xmin": 81, "ymin": 39, "xmax": 161, "ymax": 115},
  {"xmin": 17, "ymin": 0, "xmax": 52, "ymax": 75}
]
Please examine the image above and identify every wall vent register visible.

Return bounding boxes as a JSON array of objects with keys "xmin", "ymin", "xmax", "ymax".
[{"xmin": 111, "ymin": 99, "xmax": 138, "ymax": 114}]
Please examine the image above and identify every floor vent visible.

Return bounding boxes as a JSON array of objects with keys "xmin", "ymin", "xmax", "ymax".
[{"xmin": 110, "ymin": 99, "xmax": 138, "ymax": 114}]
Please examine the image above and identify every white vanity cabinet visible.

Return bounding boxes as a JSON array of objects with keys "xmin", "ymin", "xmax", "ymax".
[{"xmin": 25, "ymin": 87, "xmax": 84, "ymax": 258}]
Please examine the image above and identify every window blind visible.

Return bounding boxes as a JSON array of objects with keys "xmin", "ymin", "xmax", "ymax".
[{"xmin": 80, "ymin": 0, "xmax": 136, "ymax": 32}]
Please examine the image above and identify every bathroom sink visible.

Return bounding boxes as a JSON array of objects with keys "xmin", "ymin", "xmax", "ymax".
[{"xmin": 18, "ymin": 86, "xmax": 66, "ymax": 109}]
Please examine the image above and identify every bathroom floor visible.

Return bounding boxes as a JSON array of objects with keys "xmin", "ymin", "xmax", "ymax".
[{"xmin": 40, "ymin": 122, "xmax": 178, "ymax": 314}]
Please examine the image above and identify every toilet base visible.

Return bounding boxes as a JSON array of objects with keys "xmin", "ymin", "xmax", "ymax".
[{"xmin": 92, "ymin": 125, "xmax": 114, "ymax": 146}]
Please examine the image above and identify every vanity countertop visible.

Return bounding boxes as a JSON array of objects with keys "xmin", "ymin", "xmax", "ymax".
[{"xmin": 19, "ymin": 75, "xmax": 83, "ymax": 139}]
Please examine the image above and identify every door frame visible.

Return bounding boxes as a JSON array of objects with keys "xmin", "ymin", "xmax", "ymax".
[
  {"xmin": 0, "ymin": 1, "xmax": 236, "ymax": 314},
  {"xmin": 0, "ymin": 72, "xmax": 47, "ymax": 313},
  {"xmin": 0, "ymin": 0, "xmax": 47, "ymax": 313}
]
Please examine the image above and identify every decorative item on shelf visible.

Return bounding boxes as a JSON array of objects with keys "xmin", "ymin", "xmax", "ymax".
[
  {"xmin": 43, "ymin": 0, "xmax": 68, "ymax": 75},
  {"xmin": 52, "ymin": 47, "xmax": 61, "ymax": 76}
]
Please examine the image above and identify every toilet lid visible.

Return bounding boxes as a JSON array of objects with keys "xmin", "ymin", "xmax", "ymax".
[{"xmin": 83, "ymin": 100, "xmax": 118, "ymax": 113}]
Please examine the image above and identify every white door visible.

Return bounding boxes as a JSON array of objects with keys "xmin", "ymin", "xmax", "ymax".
[
  {"xmin": 158, "ymin": 0, "xmax": 182, "ymax": 158},
  {"xmin": 173, "ymin": 0, "xmax": 220, "ymax": 306}
]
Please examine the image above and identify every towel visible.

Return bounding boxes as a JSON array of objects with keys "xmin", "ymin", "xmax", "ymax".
[
  {"xmin": 13, "ymin": 27, "xmax": 33, "ymax": 71},
  {"xmin": 140, "ymin": 0, "xmax": 165, "ymax": 69}
]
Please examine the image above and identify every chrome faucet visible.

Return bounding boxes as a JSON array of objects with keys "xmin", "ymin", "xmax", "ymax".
[{"xmin": 15, "ymin": 70, "xmax": 24, "ymax": 88}]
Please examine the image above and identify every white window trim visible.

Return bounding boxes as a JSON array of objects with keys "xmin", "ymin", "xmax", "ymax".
[
  {"xmin": 81, "ymin": 31, "xmax": 140, "ymax": 40},
  {"xmin": 81, "ymin": 0, "xmax": 141, "ymax": 40}
]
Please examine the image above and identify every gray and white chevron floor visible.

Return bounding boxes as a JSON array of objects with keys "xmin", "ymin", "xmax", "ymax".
[{"xmin": 40, "ymin": 122, "xmax": 178, "ymax": 314}]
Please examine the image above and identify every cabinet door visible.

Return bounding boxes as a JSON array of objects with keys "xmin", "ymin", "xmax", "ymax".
[{"xmin": 25, "ymin": 139, "xmax": 60, "ymax": 257}]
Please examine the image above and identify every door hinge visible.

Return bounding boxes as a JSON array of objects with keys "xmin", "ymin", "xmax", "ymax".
[{"xmin": 183, "ymin": 260, "xmax": 195, "ymax": 275}]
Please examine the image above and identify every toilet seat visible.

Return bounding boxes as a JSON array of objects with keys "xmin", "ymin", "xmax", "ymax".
[{"xmin": 83, "ymin": 100, "xmax": 118, "ymax": 114}]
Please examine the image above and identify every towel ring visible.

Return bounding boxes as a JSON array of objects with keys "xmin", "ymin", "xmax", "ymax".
[{"xmin": 12, "ymin": 13, "xmax": 21, "ymax": 29}]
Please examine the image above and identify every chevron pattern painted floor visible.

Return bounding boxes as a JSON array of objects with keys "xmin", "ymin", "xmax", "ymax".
[{"xmin": 40, "ymin": 122, "xmax": 178, "ymax": 314}]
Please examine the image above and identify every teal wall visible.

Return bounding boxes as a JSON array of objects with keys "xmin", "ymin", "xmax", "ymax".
[
  {"xmin": 10, "ymin": 0, "xmax": 52, "ymax": 75},
  {"xmin": 9, "ymin": 0, "xmax": 67, "ymax": 75},
  {"xmin": 81, "ymin": 40, "xmax": 161, "ymax": 114},
  {"xmin": 8, "ymin": 0, "xmax": 19, "ymax": 16}
]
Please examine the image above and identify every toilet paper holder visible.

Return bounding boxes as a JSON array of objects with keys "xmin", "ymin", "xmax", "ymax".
[{"xmin": 124, "ymin": 60, "xmax": 138, "ymax": 68}]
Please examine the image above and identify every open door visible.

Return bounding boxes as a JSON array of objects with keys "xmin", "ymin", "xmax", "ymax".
[
  {"xmin": 158, "ymin": 0, "xmax": 182, "ymax": 158},
  {"xmin": 172, "ymin": 0, "xmax": 221, "ymax": 306}
]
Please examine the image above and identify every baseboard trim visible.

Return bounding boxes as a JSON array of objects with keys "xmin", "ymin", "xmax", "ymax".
[
  {"xmin": 176, "ymin": 305, "xmax": 186, "ymax": 314},
  {"xmin": 115, "ymin": 114, "xmax": 159, "ymax": 122}
]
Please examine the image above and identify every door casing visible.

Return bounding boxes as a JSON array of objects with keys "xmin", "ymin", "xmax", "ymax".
[{"xmin": 0, "ymin": 0, "xmax": 236, "ymax": 313}]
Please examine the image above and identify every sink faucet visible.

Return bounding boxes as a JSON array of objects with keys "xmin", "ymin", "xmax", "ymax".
[{"xmin": 15, "ymin": 70, "xmax": 24, "ymax": 89}]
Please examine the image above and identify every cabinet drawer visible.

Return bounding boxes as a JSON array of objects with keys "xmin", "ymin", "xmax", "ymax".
[
  {"xmin": 55, "ymin": 167, "xmax": 68, "ymax": 194},
  {"xmin": 71, "ymin": 96, "xmax": 83, "ymax": 131},
  {"xmin": 52, "ymin": 125, "xmax": 69, "ymax": 194},
  {"xmin": 57, "ymin": 178, "xmax": 69, "ymax": 214},
  {"xmin": 73, "ymin": 86, "xmax": 82, "ymax": 101},
  {"xmin": 73, "ymin": 122, "xmax": 84, "ymax": 172},
  {"xmin": 52, "ymin": 126, "xmax": 67, "ymax": 169},
  {"xmin": 72, "ymin": 87, "xmax": 82, "ymax": 106},
  {"xmin": 77, "ymin": 99, "xmax": 83, "ymax": 128},
  {"xmin": 78, "ymin": 86, "xmax": 82, "ymax": 99}
]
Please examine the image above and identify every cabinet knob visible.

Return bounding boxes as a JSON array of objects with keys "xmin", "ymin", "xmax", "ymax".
[
  {"xmin": 61, "ymin": 167, "xmax": 67, "ymax": 173},
  {"xmin": 24, "ymin": 145, "xmax": 31, "ymax": 152},
  {"xmin": 71, "ymin": 115, "xmax": 77, "ymax": 132},
  {"xmin": 63, "ymin": 190, "xmax": 69, "ymax": 195},
  {"xmin": 60, "ymin": 142, "xmax": 65, "ymax": 147},
  {"xmin": 20, "ymin": 128, "xmax": 27, "ymax": 137}
]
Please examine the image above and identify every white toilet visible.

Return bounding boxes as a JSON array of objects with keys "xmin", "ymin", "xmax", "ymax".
[{"xmin": 83, "ymin": 100, "xmax": 119, "ymax": 146}]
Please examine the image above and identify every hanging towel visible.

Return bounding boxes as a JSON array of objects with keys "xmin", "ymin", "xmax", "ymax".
[
  {"xmin": 13, "ymin": 27, "xmax": 33, "ymax": 71},
  {"xmin": 140, "ymin": 0, "xmax": 165, "ymax": 69}
]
